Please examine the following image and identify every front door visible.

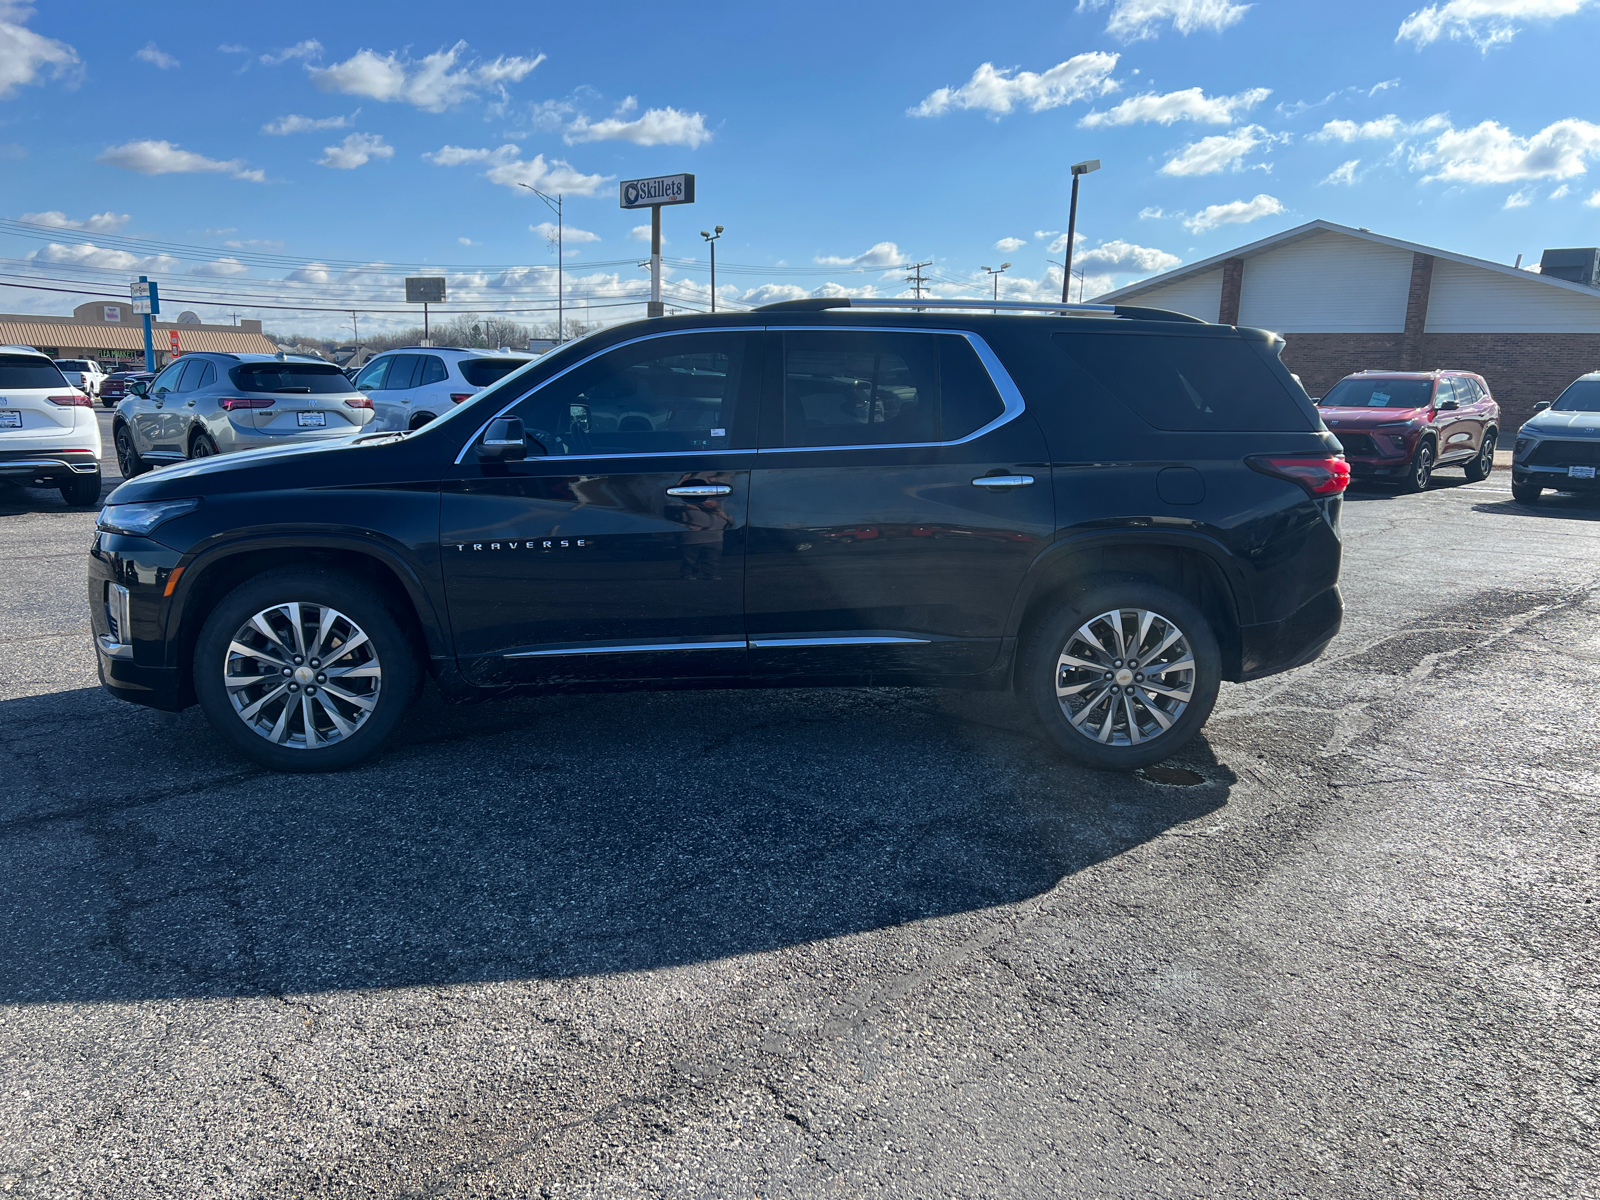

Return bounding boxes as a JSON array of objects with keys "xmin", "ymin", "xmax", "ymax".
[
  {"xmin": 441, "ymin": 330, "xmax": 761, "ymax": 687},
  {"xmin": 745, "ymin": 329, "xmax": 1053, "ymax": 679},
  {"xmin": 134, "ymin": 360, "xmax": 187, "ymax": 457}
]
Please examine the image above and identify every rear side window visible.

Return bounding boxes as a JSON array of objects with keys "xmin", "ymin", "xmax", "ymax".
[
  {"xmin": 0, "ymin": 355, "xmax": 69, "ymax": 389},
  {"xmin": 229, "ymin": 363, "xmax": 354, "ymax": 394},
  {"xmin": 460, "ymin": 357, "xmax": 527, "ymax": 388},
  {"xmin": 384, "ymin": 355, "xmax": 422, "ymax": 390},
  {"xmin": 1055, "ymin": 332, "xmax": 1313, "ymax": 432},
  {"xmin": 781, "ymin": 332, "xmax": 942, "ymax": 447},
  {"xmin": 417, "ymin": 355, "xmax": 449, "ymax": 386},
  {"xmin": 940, "ymin": 337, "xmax": 1006, "ymax": 439}
]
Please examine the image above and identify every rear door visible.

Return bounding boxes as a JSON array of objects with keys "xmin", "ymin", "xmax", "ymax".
[
  {"xmin": 744, "ymin": 328, "xmax": 1053, "ymax": 679},
  {"xmin": 1433, "ymin": 378, "xmax": 1473, "ymax": 462}
]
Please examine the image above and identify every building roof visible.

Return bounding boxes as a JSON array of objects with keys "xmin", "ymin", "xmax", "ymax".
[
  {"xmin": 0, "ymin": 317, "xmax": 276, "ymax": 355},
  {"xmin": 1098, "ymin": 219, "xmax": 1600, "ymax": 305}
]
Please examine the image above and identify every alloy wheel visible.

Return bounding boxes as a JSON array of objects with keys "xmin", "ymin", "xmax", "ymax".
[
  {"xmin": 114, "ymin": 428, "xmax": 138, "ymax": 477},
  {"xmin": 223, "ymin": 602, "xmax": 382, "ymax": 749},
  {"xmin": 1412, "ymin": 443, "xmax": 1434, "ymax": 490},
  {"xmin": 190, "ymin": 434, "xmax": 217, "ymax": 458},
  {"xmin": 1055, "ymin": 607, "xmax": 1195, "ymax": 747}
]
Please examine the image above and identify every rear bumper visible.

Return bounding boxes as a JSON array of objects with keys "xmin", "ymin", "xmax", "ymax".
[
  {"xmin": 0, "ymin": 447, "xmax": 101, "ymax": 485},
  {"xmin": 1237, "ymin": 584, "xmax": 1342, "ymax": 682}
]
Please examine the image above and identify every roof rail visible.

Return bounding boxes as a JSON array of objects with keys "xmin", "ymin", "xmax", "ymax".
[{"xmin": 750, "ymin": 297, "xmax": 1205, "ymax": 323}]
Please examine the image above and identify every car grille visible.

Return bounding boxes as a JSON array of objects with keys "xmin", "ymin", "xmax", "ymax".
[
  {"xmin": 1528, "ymin": 439, "xmax": 1600, "ymax": 468},
  {"xmin": 1334, "ymin": 432, "xmax": 1379, "ymax": 456}
]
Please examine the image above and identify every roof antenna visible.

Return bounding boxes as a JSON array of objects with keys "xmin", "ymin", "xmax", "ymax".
[{"xmin": 1514, "ymin": 253, "xmax": 1523, "ymax": 269}]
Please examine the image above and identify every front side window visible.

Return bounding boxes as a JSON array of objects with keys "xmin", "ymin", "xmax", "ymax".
[
  {"xmin": 782, "ymin": 332, "xmax": 938, "ymax": 447},
  {"xmin": 503, "ymin": 333, "xmax": 749, "ymax": 456},
  {"xmin": 150, "ymin": 362, "xmax": 186, "ymax": 394},
  {"xmin": 353, "ymin": 358, "xmax": 390, "ymax": 391}
]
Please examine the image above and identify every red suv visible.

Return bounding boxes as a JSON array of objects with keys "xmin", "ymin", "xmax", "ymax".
[{"xmin": 1316, "ymin": 370, "xmax": 1499, "ymax": 492}]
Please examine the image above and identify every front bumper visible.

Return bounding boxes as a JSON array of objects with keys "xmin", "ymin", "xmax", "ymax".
[
  {"xmin": 89, "ymin": 530, "xmax": 190, "ymax": 711},
  {"xmin": 1514, "ymin": 466, "xmax": 1600, "ymax": 491},
  {"xmin": 1237, "ymin": 584, "xmax": 1343, "ymax": 682},
  {"xmin": 0, "ymin": 446, "xmax": 101, "ymax": 486}
]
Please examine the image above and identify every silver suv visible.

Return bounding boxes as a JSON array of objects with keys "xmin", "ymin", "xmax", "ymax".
[
  {"xmin": 112, "ymin": 353, "xmax": 374, "ymax": 476},
  {"xmin": 352, "ymin": 347, "xmax": 534, "ymax": 432}
]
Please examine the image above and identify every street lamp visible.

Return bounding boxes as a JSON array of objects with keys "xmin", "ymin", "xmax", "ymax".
[
  {"xmin": 520, "ymin": 183, "xmax": 565, "ymax": 343},
  {"xmin": 1061, "ymin": 158, "xmax": 1101, "ymax": 304},
  {"xmin": 700, "ymin": 225, "xmax": 724, "ymax": 313},
  {"xmin": 1048, "ymin": 258, "xmax": 1086, "ymax": 304},
  {"xmin": 982, "ymin": 263, "xmax": 1011, "ymax": 311}
]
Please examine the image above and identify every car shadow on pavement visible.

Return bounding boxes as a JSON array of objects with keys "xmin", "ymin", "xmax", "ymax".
[
  {"xmin": 1471, "ymin": 493, "xmax": 1600, "ymax": 520},
  {"xmin": 0, "ymin": 684, "xmax": 1232, "ymax": 1003}
]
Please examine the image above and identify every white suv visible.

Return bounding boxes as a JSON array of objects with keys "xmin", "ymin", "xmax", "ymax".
[
  {"xmin": 54, "ymin": 358, "xmax": 107, "ymax": 400},
  {"xmin": 1, "ymin": 346, "xmax": 102, "ymax": 506},
  {"xmin": 352, "ymin": 347, "xmax": 535, "ymax": 432}
]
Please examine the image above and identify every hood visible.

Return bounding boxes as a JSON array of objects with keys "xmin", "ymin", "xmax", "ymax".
[
  {"xmin": 105, "ymin": 435, "xmax": 374, "ymax": 505},
  {"xmin": 1521, "ymin": 409, "xmax": 1600, "ymax": 436},
  {"xmin": 1318, "ymin": 405, "xmax": 1430, "ymax": 429}
]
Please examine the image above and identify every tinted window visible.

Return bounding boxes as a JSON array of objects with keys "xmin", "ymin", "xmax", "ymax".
[
  {"xmin": 385, "ymin": 355, "xmax": 422, "ymax": 390},
  {"xmin": 1057, "ymin": 333, "xmax": 1312, "ymax": 432},
  {"xmin": 460, "ymin": 357, "xmax": 527, "ymax": 388},
  {"xmin": 55, "ymin": 360, "xmax": 90, "ymax": 371},
  {"xmin": 174, "ymin": 359, "xmax": 207, "ymax": 392},
  {"xmin": 1451, "ymin": 377, "xmax": 1480, "ymax": 403},
  {"xmin": 783, "ymin": 332, "xmax": 938, "ymax": 447},
  {"xmin": 1320, "ymin": 377, "xmax": 1434, "ymax": 409},
  {"xmin": 150, "ymin": 362, "xmax": 186, "ymax": 394},
  {"xmin": 1552, "ymin": 379, "xmax": 1600, "ymax": 412},
  {"xmin": 0, "ymin": 355, "xmax": 69, "ymax": 389},
  {"xmin": 196, "ymin": 362, "xmax": 217, "ymax": 389},
  {"xmin": 417, "ymin": 355, "xmax": 448, "ymax": 387},
  {"xmin": 507, "ymin": 333, "xmax": 748, "ymax": 456},
  {"xmin": 940, "ymin": 337, "xmax": 1006, "ymax": 440},
  {"xmin": 228, "ymin": 363, "xmax": 355, "ymax": 394},
  {"xmin": 353, "ymin": 358, "xmax": 390, "ymax": 391}
]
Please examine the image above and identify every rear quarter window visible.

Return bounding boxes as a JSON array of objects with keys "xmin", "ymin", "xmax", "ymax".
[
  {"xmin": 459, "ymin": 357, "xmax": 528, "ymax": 388},
  {"xmin": 1053, "ymin": 331, "xmax": 1314, "ymax": 433},
  {"xmin": 0, "ymin": 355, "xmax": 70, "ymax": 389},
  {"xmin": 229, "ymin": 363, "xmax": 355, "ymax": 394}
]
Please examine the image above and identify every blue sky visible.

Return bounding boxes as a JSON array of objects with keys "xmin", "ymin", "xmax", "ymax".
[{"xmin": 1, "ymin": 0, "xmax": 1598, "ymax": 337}]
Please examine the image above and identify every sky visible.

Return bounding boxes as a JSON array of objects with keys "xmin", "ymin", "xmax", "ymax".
[{"xmin": 1, "ymin": 0, "xmax": 1598, "ymax": 339}]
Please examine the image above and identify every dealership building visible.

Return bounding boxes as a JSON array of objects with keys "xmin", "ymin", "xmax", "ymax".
[
  {"xmin": 0, "ymin": 300, "xmax": 276, "ymax": 366},
  {"xmin": 1099, "ymin": 220, "xmax": 1600, "ymax": 430}
]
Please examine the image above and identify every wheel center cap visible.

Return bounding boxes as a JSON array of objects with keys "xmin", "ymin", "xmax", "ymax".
[
  {"xmin": 293, "ymin": 666, "xmax": 316, "ymax": 685},
  {"xmin": 1115, "ymin": 668, "xmax": 1134, "ymax": 687}
]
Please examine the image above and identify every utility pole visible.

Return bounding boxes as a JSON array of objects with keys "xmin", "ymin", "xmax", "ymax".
[
  {"xmin": 350, "ymin": 311, "xmax": 359, "ymax": 351},
  {"xmin": 700, "ymin": 225, "xmax": 723, "ymax": 313},
  {"xmin": 1061, "ymin": 159, "xmax": 1101, "ymax": 304},
  {"xmin": 903, "ymin": 259, "xmax": 932, "ymax": 303},
  {"xmin": 521, "ymin": 183, "xmax": 565, "ymax": 342},
  {"xmin": 982, "ymin": 262, "xmax": 1011, "ymax": 311}
]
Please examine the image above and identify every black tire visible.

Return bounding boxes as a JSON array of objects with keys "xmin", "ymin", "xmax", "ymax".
[
  {"xmin": 1399, "ymin": 439, "xmax": 1435, "ymax": 493},
  {"xmin": 1020, "ymin": 580, "xmax": 1222, "ymax": 771},
  {"xmin": 59, "ymin": 471, "xmax": 102, "ymax": 507},
  {"xmin": 193, "ymin": 569, "xmax": 420, "ymax": 772},
  {"xmin": 113, "ymin": 423, "xmax": 147, "ymax": 478},
  {"xmin": 1464, "ymin": 429, "xmax": 1496, "ymax": 482},
  {"xmin": 188, "ymin": 430, "xmax": 220, "ymax": 459},
  {"xmin": 408, "ymin": 412, "xmax": 437, "ymax": 431},
  {"xmin": 1512, "ymin": 479, "xmax": 1543, "ymax": 504}
]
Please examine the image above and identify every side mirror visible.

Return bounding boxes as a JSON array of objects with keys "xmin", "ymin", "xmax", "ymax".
[
  {"xmin": 1437, "ymin": 399, "xmax": 1459, "ymax": 411},
  {"xmin": 129, "ymin": 380, "xmax": 149, "ymax": 397},
  {"xmin": 479, "ymin": 416, "xmax": 528, "ymax": 461},
  {"xmin": 1535, "ymin": 400, "xmax": 1552, "ymax": 412}
]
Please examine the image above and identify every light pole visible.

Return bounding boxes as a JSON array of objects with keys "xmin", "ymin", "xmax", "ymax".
[
  {"xmin": 520, "ymin": 183, "xmax": 565, "ymax": 343},
  {"xmin": 1061, "ymin": 158, "xmax": 1101, "ymax": 304},
  {"xmin": 982, "ymin": 262, "xmax": 1011, "ymax": 311},
  {"xmin": 699, "ymin": 225, "xmax": 723, "ymax": 313}
]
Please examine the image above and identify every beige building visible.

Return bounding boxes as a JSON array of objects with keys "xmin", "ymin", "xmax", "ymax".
[{"xmin": 0, "ymin": 301, "xmax": 276, "ymax": 366}]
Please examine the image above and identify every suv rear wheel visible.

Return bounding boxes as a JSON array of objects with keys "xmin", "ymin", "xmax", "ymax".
[
  {"xmin": 60, "ymin": 470, "xmax": 101, "ymax": 507},
  {"xmin": 1020, "ymin": 581, "xmax": 1221, "ymax": 771},
  {"xmin": 193, "ymin": 569, "xmax": 419, "ymax": 772}
]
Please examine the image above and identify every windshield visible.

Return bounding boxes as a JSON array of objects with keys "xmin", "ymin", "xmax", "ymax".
[
  {"xmin": 229, "ymin": 363, "xmax": 355, "ymax": 394},
  {"xmin": 0, "ymin": 354, "xmax": 70, "ymax": 389},
  {"xmin": 1551, "ymin": 379, "xmax": 1600, "ymax": 412},
  {"xmin": 1320, "ymin": 377, "xmax": 1434, "ymax": 408}
]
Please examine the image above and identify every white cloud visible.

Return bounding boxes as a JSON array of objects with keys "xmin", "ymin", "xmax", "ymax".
[
  {"xmin": 1414, "ymin": 117, "xmax": 1600, "ymax": 183},
  {"xmin": 187, "ymin": 256, "xmax": 249, "ymax": 276},
  {"xmin": 317, "ymin": 132, "xmax": 393, "ymax": 169},
  {"xmin": 1034, "ymin": 229, "xmax": 1060, "ymax": 239},
  {"xmin": 1551, "ymin": 183, "xmax": 1571, "ymax": 198},
  {"xmin": 630, "ymin": 225, "xmax": 664, "ymax": 243},
  {"xmin": 219, "ymin": 43, "xmax": 248, "ymax": 54},
  {"xmin": 25, "ymin": 240, "xmax": 182, "ymax": 274},
  {"xmin": 1160, "ymin": 124, "xmax": 1284, "ymax": 175},
  {"xmin": 1312, "ymin": 113, "xmax": 1447, "ymax": 142},
  {"xmin": 19, "ymin": 210, "xmax": 130, "ymax": 233},
  {"xmin": 1080, "ymin": 85, "xmax": 1269, "ymax": 127},
  {"xmin": 738, "ymin": 284, "xmax": 811, "ymax": 308},
  {"xmin": 1138, "ymin": 206, "xmax": 1166, "ymax": 219},
  {"xmin": 994, "ymin": 236, "xmax": 1027, "ymax": 252},
  {"xmin": 263, "ymin": 112, "xmax": 354, "ymax": 135},
  {"xmin": 308, "ymin": 41, "xmax": 544, "ymax": 112},
  {"xmin": 0, "ymin": 1, "xmax": 81, "ymax": 98},
  {"xmin": 1503, "ymin": 188, "xmax": 1535, "ymax": 207},
  {"xmin": 1075, "ymin": 239, "xmax": 1182, "ymax": 273},
  {"xmin": 260, "ymin": 40, "xmax": 322, "ymax": 67},
  {"xmin": 565, "ymin": 104, "xmax": 711, "ymax": 147},
  {"xmin": 909, "ymin": 53, "xmax": 1119, "ymax": 118},
  {"xmin": 1322, "ymin": 158, "xmax": 1361, "ymax": 185},
  {"xmin": 97, "ymin": 139, "xmax": 265, "ymax": 182},
  {"xmin": 1586, "ymin": 189, "xmax": 1600, "ymax": 207},
  {"xmin": 484, "ymin": 153, "xmax": 606, "ymax": 196},
  {"xmin": 533, "ymin": 221, "xmax": 600, "ymax": 243},
  {"xmin": 223, "ymin": 238, "xmax": 284, "ymax": 250},
  {"xmin": 1397, "ymin": 0, "xmax": 1595, "ymax": 50},
  {"xmin": 135, "ymin": 42, "xmax": 177, "ymax": 69},
  {"xmin": 1370, "ymin": 78, "xmax": 1401, "ymax": 94},
  {"xmin": 1183, "ymin": 193, "xmax": 1284, "ymax": 232},
  {"xmin": 458, "ymin": 237, "xmax": 473, "ymax": 246},
  {"xmin": 1044, "ymin": 231, "xmax": 1083, "ymax": 254},
  {"xmin": 1079, "ymin": 0, "xmax": 1252, "ymax": 42},
  {"xmin": 422, "ymin": 143, "xmax": 519, "ymax": 167},
  {"xmin": 814, "ymin": 242, "xmax": 906, "ymax": 268}
]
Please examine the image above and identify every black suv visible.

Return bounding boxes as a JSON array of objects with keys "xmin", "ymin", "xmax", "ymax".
[{"xmin": 88, "ymin": 300, "xmax": 1347, "ymax": 773}]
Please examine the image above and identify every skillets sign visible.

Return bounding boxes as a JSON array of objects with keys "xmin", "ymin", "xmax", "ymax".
[{"xmin": 619, "ymin": 174, "xmax": 695, "ymax": 209}]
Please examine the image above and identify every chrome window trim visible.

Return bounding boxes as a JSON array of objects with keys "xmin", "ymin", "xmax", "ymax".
[
  {"xmin": 505, "ymin": 633, "xmax": 937, "ymax": 659},
  {"xmin": 452, "ymin": 325, "xmax": 1027, "ymax": 466}
]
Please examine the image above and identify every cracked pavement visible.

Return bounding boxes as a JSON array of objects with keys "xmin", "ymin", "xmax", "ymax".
[{"xmin": 2, "ymin": 422, "xmax": 1598, "ymax": 1198}]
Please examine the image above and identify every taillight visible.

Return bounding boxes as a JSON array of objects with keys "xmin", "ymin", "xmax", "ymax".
[
  {"xmin": 219, "ymin": 397, "xmax": 276, "ymax": 411},
  {"xmin": 450, "ymin": 392, "xmax": 474, "ymax": 404},
  {"xmin": 344, "ymin": 395, "xmax": 373, "ymax": 409},
  {"xmin": 1247, "ymin": 454, "xmax": 1351, "ymax": 497},
  {"xmin": 48, "ymin": 394, "xmax": 92, "ymax": 407}
]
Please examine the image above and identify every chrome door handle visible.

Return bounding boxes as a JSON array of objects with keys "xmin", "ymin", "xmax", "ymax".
[
  {"xmin": 666, "ymin": 484, "xmax": 732, "ymax": 496},
  {"xmin": 971, "ymin": 475, "xmax": 1035, "ymax": 489}
]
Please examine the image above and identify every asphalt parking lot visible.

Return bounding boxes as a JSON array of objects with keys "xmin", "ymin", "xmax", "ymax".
[{"xmin": 2, "ymin": 410, "xmax": 1598, "ymax": 1198}]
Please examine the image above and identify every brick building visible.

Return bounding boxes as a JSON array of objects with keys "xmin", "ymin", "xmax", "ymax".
[
  {"xmin": 1097, "ymin": 220, "xmax": 1600, "ymax": 431},
  {"xmin": 0, "ymin": 300, "xmax": 276, "ymax": 367}
]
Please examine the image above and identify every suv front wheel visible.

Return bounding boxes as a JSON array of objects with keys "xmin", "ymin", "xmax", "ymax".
[
  {"xmin": 193, "ymin": 569, "xmax": 419, "ymax": 772},
  {"xmin": 1021, "ymin": 581, "xmax": 1221, "ymax": 771}
]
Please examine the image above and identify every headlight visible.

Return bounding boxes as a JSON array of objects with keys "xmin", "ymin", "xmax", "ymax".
[
  {"xmin": 1514, "ymin": 437, "xmax": 1533, "ymax": 456},
  {"xmin": 96, "ymin": 498, "xmax": 200, "ymax": 536}
]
